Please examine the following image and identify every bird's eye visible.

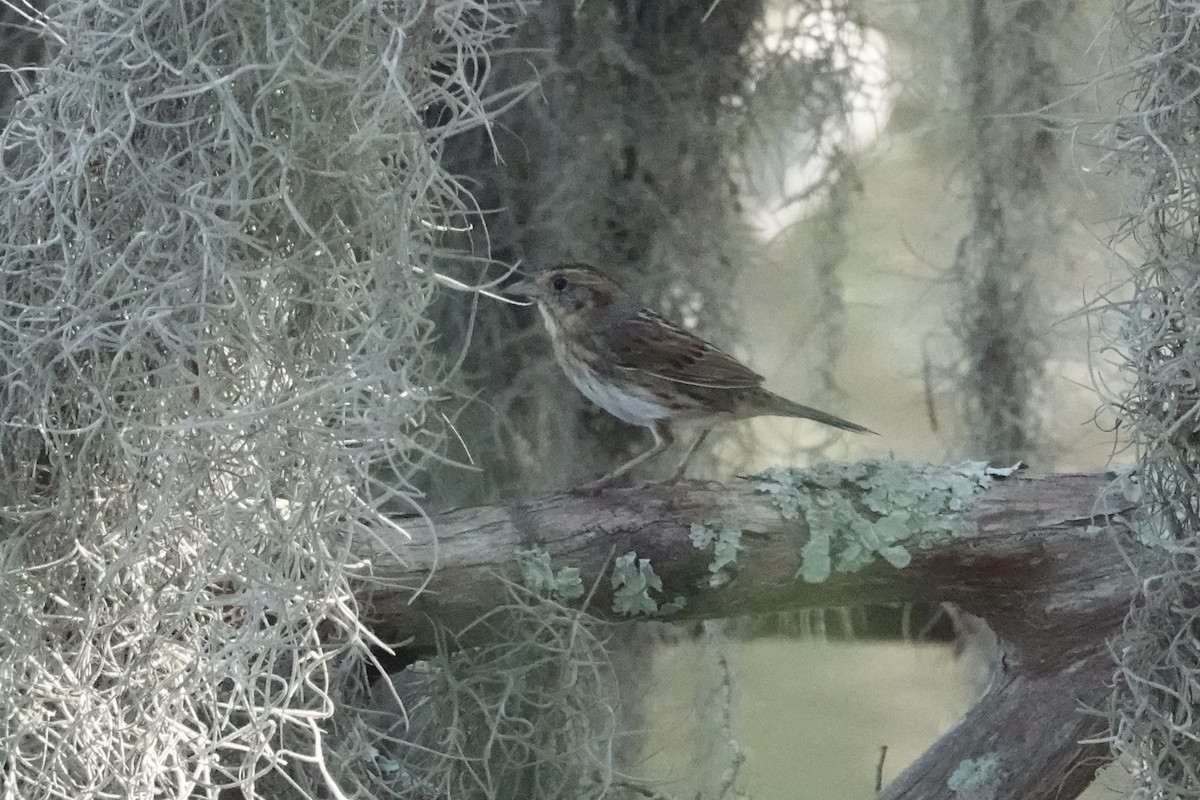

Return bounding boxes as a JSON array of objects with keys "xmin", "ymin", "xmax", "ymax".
[{"xmin": 551, "ymin": 276, "xmax": 568, "ymax": 292}]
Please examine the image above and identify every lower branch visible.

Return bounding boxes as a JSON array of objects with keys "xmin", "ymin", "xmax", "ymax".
[
  {"xmin": 880, "ymin": 646, "xmax": 1115, "ymax": 800},
  {"xmin": 352, "ymin": 463, "xmax": 1139, "ymax": 800}
]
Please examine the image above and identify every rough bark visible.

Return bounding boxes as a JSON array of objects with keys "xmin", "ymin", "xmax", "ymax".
[{"xmin": 353, "ymin": 468, "xmax": 1138, "ymax": 800}]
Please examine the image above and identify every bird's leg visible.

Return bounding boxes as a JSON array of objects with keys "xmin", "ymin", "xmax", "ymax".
[
  {"xmin": 668, "ymin": 427, "xmax": 712, "ymax": 484},
  {"xmin": 579, "ymin": 423, "xmax": 673, "ymax": 491}
]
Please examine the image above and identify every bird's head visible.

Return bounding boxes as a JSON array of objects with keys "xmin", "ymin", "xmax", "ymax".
[{"xmin": 507, "ymin": 263, "xmax": 628, "ymax": 322}]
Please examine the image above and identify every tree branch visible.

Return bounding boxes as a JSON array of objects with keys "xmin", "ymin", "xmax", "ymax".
[{"xmin": 353, "ymin": 464, "xmax": 1138, "ymax": 800}]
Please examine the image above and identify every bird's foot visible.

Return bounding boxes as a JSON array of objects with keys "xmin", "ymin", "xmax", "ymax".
[
  {"xmin": 572, "ymin": 472, "xmax": 620, "ymax": 495},
  {"xmin": 664, "ymin": 465, "xmax": 689, "ymax": 485}
]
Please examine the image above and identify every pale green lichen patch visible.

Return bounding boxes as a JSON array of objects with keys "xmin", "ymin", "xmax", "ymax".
[
  {"xmin": 689, "ymin": 522, "xmax": 717, "ymax": 549},
  {"xmin": 611, "ymin": 551, "xmax": 685, "ymax": 616},
  {"xmin": 518, "ymin": 548, "xmax": 585, "ymax": 600},
  {"xmin": 756, "ymin": 460, "xmax": 992, "ymax": 583},
  {"xmin": 947, "ymin": 753, "xmax": 1002, "ymax": 799},
  {"xmin": 689, "ymin": 521, "xmax": 743, "ymax": 588}
]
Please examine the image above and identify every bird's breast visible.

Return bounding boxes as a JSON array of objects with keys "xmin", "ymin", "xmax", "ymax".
[
  {"xmin": 539, "ymin": 307, "xmax": 672, "ymax": 427},
  {"xmin": 561, "ymin": 358, "xmax": 673, "ymax": 427}
]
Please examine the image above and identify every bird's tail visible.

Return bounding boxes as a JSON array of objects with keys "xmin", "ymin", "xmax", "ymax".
[{"xmin": 757, "ymin": 390, "xmax": 876, "ymax": 435}]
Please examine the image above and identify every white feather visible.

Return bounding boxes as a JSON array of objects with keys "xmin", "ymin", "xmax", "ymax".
[{"xmin": 539, "ymin": 304, "xmax": 670, "ymax": 427}]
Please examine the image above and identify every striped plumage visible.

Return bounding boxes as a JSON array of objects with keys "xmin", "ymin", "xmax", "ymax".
[{"xmin": 509, "ymin": 263, "xmax": 874, "ymax": 488}]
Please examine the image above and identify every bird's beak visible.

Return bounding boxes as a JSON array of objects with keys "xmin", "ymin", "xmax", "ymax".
[{"xmin": 505, "ymin": 278, "xmax": 538, "ymax": 299}]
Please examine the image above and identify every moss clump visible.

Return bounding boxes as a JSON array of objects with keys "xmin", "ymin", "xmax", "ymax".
[
  {"xmin": 611, "ymin": 552, "xmax": 685, "ymax": 616},
  {"xmin": 689, "ymin": 521, "xmax": 744, "ymax": 588},
  {"xmin": 756, "ymin": 460, "xmax": 993, "ymax": 583},
  {"xmin": 947, "ymin": 753, "xmax": 1002, "ymax": 799},
  {"xmin": 519, "ymin": 548, "xmax": 585, "ymax": 601}
]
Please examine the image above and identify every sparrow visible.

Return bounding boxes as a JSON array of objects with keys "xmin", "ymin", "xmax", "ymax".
[{"xmin": 508, "ymin": 263, "xmax": 874, "ymax": 488}]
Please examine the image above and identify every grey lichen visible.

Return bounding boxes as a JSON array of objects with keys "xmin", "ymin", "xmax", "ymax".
[
  {"xmin": 518, "ymin": 548, "xmax": 584, "ymax": 600},
  {"xmin": 689, "ymin": 521, "xmax": 743, "ymax": 588},
  {"xmin": 611, "ymin": 551, "xmax": 685, "ymax": 616},
  {"xmin": 947, "ymin": 753, "xmax": 1002, "ymax": 799},
  {"xmin": 756, "ymin": 460, "xmax": 992, "ymax": 583}
]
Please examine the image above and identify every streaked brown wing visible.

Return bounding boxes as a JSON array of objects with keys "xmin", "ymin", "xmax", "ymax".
[{"xmin": 604, "ymin": 308, "xmax": 764, "ymax": 389}]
